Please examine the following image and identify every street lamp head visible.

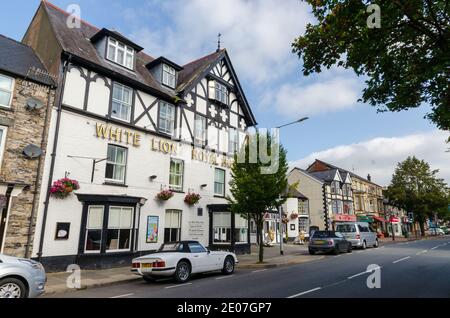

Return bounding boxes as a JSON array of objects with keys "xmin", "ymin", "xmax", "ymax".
[{"xmin": 297, "ymin": 117, "xmax": 309, "ymax": 123}]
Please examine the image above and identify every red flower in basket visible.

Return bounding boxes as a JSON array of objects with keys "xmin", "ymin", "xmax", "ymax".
[
  {"xmin": 50, "ymin": 178, "xmax": 80, "ymax": 199},
  {"xmin": 184, "ymin": 192, "xmax": 201, "ymax": 205},
  {"xmin": 156, "ymin": 189, "xmax": 174, "ymax": 201},
  {"xmin": 290, "ymin": 213, "xmax": 299, "ymax": 220}
]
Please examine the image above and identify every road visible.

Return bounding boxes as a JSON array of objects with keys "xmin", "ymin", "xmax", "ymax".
[{"xmin": 45, "ymin": 237, "xmax": 450, "ymax": 298}]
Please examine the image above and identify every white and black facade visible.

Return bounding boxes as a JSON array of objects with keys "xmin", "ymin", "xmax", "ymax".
[{"xmin": 23, "ymin": 2, "xmax": 256, "ymax": 271}]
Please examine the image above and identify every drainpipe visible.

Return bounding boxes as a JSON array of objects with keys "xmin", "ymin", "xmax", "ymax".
[
  {"xmin": 37, "ymin": 55, "xmax": 72, "ymax": 261},
  {"xmin": 25, "ymin": 83, "xmax": 56, "ymax": 258}
]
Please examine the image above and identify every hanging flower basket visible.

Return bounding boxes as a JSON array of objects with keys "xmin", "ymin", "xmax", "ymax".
[
  {"xmin": 184, "ymin": 192, "xmax": 201, "ymax": 205},
  {"xmin": 50, "ymin": 178, "xmax": 80, "ymax": 199},
  {"xmin": 156, "ymin": 189, "xmax": 174, "ymax": 201},
  {"xmin": 290, "ymin": 213, "xmax": 299, "ymax": 220}
]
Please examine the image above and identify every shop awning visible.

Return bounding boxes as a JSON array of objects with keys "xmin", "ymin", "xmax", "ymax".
[{"xmin": 373, "ymin": 216, "xmax": 385, "ymax": 222}]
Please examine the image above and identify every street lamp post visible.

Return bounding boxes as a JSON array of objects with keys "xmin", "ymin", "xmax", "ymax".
[{"xmin": 276, "ymin": 116, "xmax": 309, "ymax": 255}]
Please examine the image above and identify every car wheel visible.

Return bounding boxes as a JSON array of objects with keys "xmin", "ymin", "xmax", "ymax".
[
  {"xmin": 374, "ymin": 239, "xmax": 379, "ymax": 248},
  {"xmin": 347, "ymin": 243, "xmax": 353, "ymax": 253},
  {"xmin": 308, "ymin": 249, "xmax": 315, "ymax": 255},
  {"xmin": 362, "ymin": 240, "xmax": 367, "ymax": 250},
  {"xmin": 142, "ymin": 276, "xmax": 155, "ymax": 283},
  {"xmin": 222, "ymin": 256, "xmax": 235, "ymax": 275},
  {"xmin": 332, "ymin": 247, "xmax": 340, "ymax": 255},
  {"xmin": 174, "ymin": 260, "xmax": 191, "ymax": 284},
  {"xmin": 0, "ymin": 278, "xmax": 27, "ymax": 299}
]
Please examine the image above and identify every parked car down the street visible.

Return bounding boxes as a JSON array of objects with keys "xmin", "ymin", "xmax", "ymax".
[
  {"xmin": 132, "ymin": 241, "xmax": 239, "ymax": 284},
  {"xmin": 335, "ymin": 222, "xmax": 379, "ymax": 249},
  {"xmin": 426, "ymin": 228, "xmax": 445, "ymax": 236},
  {"xmin": 308, "ymin": 231, "xmax": 353, "ymax": 255},
  {"xmin": 0, "ymin": 254, "xmax": 46, "ymax": 298}
]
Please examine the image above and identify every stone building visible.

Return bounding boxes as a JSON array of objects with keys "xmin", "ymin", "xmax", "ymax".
[{"xmin": 0, "ymin": 34, "xmax": 56, "ymax": 257}]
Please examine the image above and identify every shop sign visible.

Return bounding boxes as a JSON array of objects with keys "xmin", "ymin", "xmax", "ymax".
[
  {"xmin": 151, "ymin": 138, "xmax": 177, "ymax": 154},
  {"xmin": 357, "ymin": 215, "xmax": 374, "ymax": 223},
  {"xmin": 192, "ymin": 148, "xmax": 233, "ymax": 168},
  {"xmin": 95, "ymin": 123, "xmax": 141, "ymax": 147},
  {"xmin": 334, "ymin": 214, "xmax": 357, "ymax": 222}
]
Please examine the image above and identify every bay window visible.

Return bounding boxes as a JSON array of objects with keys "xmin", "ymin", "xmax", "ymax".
[
  {"xmin": 107, "ymin": 38, "xmax": 134, "ymax": 69},
  {"xmin": 159, "ymin": 102, "xmax": 175, "ymax": 135},
  {"xmin": 331, "ymin": 181, "xmax": 340, "ymax": 194},
  {"xmin": 332, "ymin": 200, "xmax": 343, "ymax": 214},
  {"xmin": 111, "ymin": 83, "xmax": 132, "ymax": 122},
  {"xmin": 0, "ymin": 74, "xmax": 14, "ymax": 107},
  {"xmin": 105, "ymin": 144, "xmax": 127, "ymax": 183},
  {"xmin": 214, "ymin": 168, "xmax": 225, "ymax": 196},
  {"xmin": 164, "ymin": 210, "xmax": 182, "ymax": 243},
  {"xmin": 169, "ymin": 159, "xmax": 184, "ymax": 191}
]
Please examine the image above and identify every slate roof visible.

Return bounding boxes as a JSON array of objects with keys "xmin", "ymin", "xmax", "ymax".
[
  {"xmin": 308, "ymin": 169, "xmax": 340, "ymax": 183},
  {"xmin": 0, "ymin": 34, "xmax": 55, "ymax": 86},
  {"xmin": 283, "ymin": 188, "xmax": 308, "ymax": 200},
  {"xmin": 39, "ymin": 1, "xmax": 256, "ymax": 126}
]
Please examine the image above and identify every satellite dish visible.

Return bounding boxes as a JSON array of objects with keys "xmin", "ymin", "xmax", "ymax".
[
  {"xmin": 23, "ymin": 144, "xmax": 43, "ymax": 159},
  {"xmin": 26, "ymin": 98, "xmax": 44, "ymax": 110}
]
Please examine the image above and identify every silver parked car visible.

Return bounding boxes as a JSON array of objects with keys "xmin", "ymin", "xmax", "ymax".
[
  {"xmin": 308, "ymin": 231, "xmax": 353, "ymax": 255},
  {"xmin": 335, "ymin": 222, "xmax": 379, "ymax": 249},
  {"xmin": 0, "ymin": 254, "xmax": 46, "ymax": 298}
]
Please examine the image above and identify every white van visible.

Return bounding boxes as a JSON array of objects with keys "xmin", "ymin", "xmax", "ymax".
[{"xmin": 335, "ymin": 222, "xmax": 379, "ymax": 249}]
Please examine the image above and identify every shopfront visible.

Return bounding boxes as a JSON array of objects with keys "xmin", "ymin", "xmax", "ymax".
[{"xmin": 332, "ymin": 214, "xmax": 357, "ymax": 230}]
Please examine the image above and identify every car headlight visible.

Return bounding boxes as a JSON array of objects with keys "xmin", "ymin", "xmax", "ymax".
[{"xmin": 19, "ymin": 259, "xmax": 45, "ymax": 271}]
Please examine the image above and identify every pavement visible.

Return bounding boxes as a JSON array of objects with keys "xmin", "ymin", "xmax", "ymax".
[{"xmin": 41, "ymin": 235, "xmax": 444, "ymax": 297}]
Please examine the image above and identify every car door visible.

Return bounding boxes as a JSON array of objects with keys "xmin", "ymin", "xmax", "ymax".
[
  {"xmin": 335, "ymin": 232, "xmax": 345, "ymax": 251},
  {"xmin": 187, "ymin": 242, "xmax": 215, "ymax": 273}
]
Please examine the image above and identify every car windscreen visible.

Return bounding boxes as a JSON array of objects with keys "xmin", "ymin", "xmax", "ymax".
[
  {"xmin": 312, "ymin": 231, "xmax": 337, "ymax": 238},
  {"xmin": 158, "ymin": 243, "xmax": 183, "ymax": 252},
  {"xmin": 336, "ymin": 224, "xmax": 356, "ymax": 233}
]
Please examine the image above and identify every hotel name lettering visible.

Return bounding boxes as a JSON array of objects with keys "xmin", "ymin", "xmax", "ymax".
[{"xmin": 95, "ymin": 123, "xmax": 232, "ymax": 167}]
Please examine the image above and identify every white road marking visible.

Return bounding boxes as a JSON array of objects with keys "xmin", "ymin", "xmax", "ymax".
[
  {"xmin": 431, "ymin": 246, "xmax": 439, "ymax": 250},
  {"xmin": 348, "ymin": 271, "xmax": 369, "ymax": 279},
  {"xmin": 252, "ymin": 269, "xmax": 268, "ymax": 273},
  {"xmin": 287, "ymin": 287, "xmax": 322, "ymax": 298},
  {"xmin": 110, "ymin": 293, "xmax": 134, "ymax": 298},
  {"xmin": 393, "ymin": 256, "xmax": 411, "ymax": 264},
  {"xmin": 416, "ymin": 250, "xmax": 428, "ymax": 255},
  {"xmin": 216, "ymin": 275, "xmax": 234, "ymax": 280},
  {"xmin": 165, "ymin": 283, "xmax": 193, "ymax": 289}
]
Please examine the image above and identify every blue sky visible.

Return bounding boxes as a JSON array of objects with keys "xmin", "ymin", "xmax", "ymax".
[{"xmin": 1, "ymin": 0, "xmax": 448, "ymax": 185}]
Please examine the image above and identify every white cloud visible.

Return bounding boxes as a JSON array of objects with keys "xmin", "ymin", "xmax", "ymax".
[
  {"xmin": 127, "ymin": 0, "xmax": 313, "ymax": 83},
  {"xmin": 271, "ymin": 76, "xmax": 362, "ymax": 117},
  {"xmin": 291, "ymin": 130, "xmax": 450, "ymax": 186}
]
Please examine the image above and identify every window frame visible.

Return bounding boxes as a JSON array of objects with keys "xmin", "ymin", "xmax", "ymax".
[
  {"xmin": 84, "ymin": 205, "xmax": 105, "ymax": 254},
  {"xmin": 111, "ymin": 82, "xmax": 133, "ymax": 122},
  {"xmin": 228, "ymin": 127, "xmax": 239, "ymax": 154},
  {"xmin": 158, "ymin": 101, "xmax": 176, "ymax": 135},
  {"xmin": 105, "ymin": 144, "xmax": 128, "ymax": 184},
  {"xmin": 164, "ymin": 209, "xmax": 182, "ymax": 243},
  {"xmin": 105, "ymin": 206, "xmax": 134, "ymax": 253},
  {"xmin": 162, "ymin": 64, "xmax": 176, "ymax": 88},
  {"xmin": 0, "ymin": 73, "xmax": 14, "ymax": 108},
  {"xmin": 106, "ymin": 37, "xmax": 135, "ymax": 70},
  {"xmin": 214, "ymin": 168, "xmax": 226, "ymax": 197},
  {"xmin": 169, "ymin": 158, "xmax": 184, "ymax": 191},
  {"xmin": 0, "ymin": 126, "xmax": 7, "ymax": 173},
  {"xmin": 194, "ymin": 114, "xmax": 207, "ymax": 146},
  {"xmin": 215, "ymin": 81, "xmax": 228, "ymax": 105}
]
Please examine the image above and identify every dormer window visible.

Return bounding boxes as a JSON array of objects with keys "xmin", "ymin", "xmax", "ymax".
[
  {"xmin": 215, "ymin": 82, "xmax": 228, "ymax": 105},
  {"xmin": 107, "ymin": 38, "xmax": 134, "ymax": 70},
  {"xmin": 162, "ymin": 64, "xmax": 176, "ymax": 88}
]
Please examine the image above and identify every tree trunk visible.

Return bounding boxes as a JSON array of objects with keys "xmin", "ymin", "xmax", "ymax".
[
  {"xmin": 256, "ymin": 219, "xmax": 264, "ymax": 263},
  {"xmin": 419, "ymin": 220, "xmax": 425, "ymax": 237}
]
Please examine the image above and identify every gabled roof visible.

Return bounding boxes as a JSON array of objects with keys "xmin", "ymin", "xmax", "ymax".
[
  {"xmin": 308, "ymin": 159, "xmax": 382, "ymax": 187},
  {"xmin": 90, "ymin": 28, "xmax": 144, "ymax": 52},
  {"xmin": 289, "ymin": 167, "xmax": 324, "ymax": 184},
  {"xmin": 283, "ymin": 187, "xmax": 308, "ymax": 200},
  {"xmin": 308, "ymin": 169, "xmax": 341, "ymax": 183},
  {"xmin": 0, "ymin": 34, "xmax": 55, "ymax": 86}
]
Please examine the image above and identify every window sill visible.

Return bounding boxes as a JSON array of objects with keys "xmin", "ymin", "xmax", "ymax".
[
  {"xmin": 213, "ymin": 195, "xmax": 226, "ymax": 199},
  {"xmin": 104, "ymin": 182, "xmax": 128, "ymax": 188},
  {"xmin": 0, "ymin": 105, "xmax": 13, "ymax": 112},
  {"xmin": 169, "ymin": 189, "xmax": 185, "ymax": 194}
]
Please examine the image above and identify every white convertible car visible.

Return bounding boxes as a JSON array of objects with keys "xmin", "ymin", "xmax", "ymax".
[{"xmin": 131, "ymin": 241, "xmax": 238, "ymax": 283}]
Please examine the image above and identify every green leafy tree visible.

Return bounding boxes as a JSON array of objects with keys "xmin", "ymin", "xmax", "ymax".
[
  {"xmin": 227, "ymin": 132, "xmax": 289, "ymax": 263},
  {"xmin": 292, "ymin": 1, "xmax": 450, "ymax": 140},
  {"xmin": 385, "ymin": 156, "xmax": 449, "ymax": 235}
]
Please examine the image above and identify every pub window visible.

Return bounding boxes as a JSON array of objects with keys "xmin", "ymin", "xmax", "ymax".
[
  {"xmin": 215, "ymin": 82, "xmax": 228, "ymax": 105},
  {"xmin": 228, "ymin": 128, "xmax": 238, "ymax": 154},
  {"xmin": 194, "ymin": 114, "xmax": 207, "ymax": 146},
  {"xmin": 85, "ymin": 206, "xmax": 104, "ymax": 253},
  {"xmin": 107, "ymin": 37, "xmax": 135, "ymax": 70},
  {"xmin": 234, "ymin": 214, "xmax": 248, "ymax": 244},
  {"xmin": 105, "ymin": 144, "xmax": 127, "ymax": 183},
  {"xmin": 159, "ymin": 101, "xmax": 175, "ymax": 135},
  {"xmin": 213, "ymin": 212, "xmax": 231, "ymax": 244},
  {"xmin": 106, "ymin": 207, "xmax": 133, "ymax": 252},
  {"xmin": 164, "ymin": 210, "xmax": 181, "ymax": 243},
  {"xmin": 298, "ymin": 199, "xmax": 309, "ymax": 216},
  {"xmin": 331, "ymin": 181, "xmax": 340, "ymax": 194},
  {"xmin": 111, "ymin": 83, "xmax": 132, "ymax": 122},
  {"xmin": 0, "ymin": 74, "xmax": 14, "ymax": 107},
  {"xmin": 214, "ymin": 168, "xmax": 225, "ymax": 196},
  {"xmin": 169, "ymin": 158, "xmax": 184, "ymax": 191},
  {"xmin": 298, "ymin": 218, "xmax": 309, "ymax": 233},
  {"xmin": 162, "ymin": 64, "xmax": 176, "ymax": 88},
  {"xmin": 0, "ymin": 126, "xmax": 7, "ymax": 173}
]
